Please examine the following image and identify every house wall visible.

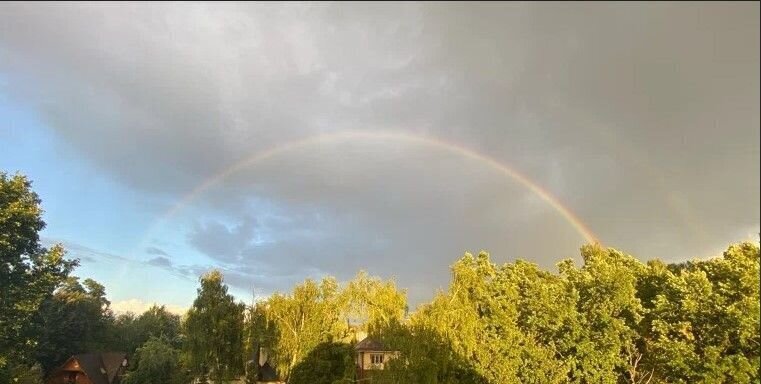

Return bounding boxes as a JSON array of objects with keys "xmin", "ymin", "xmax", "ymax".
[
  {"xmin": 47, "ymin": 372, "xmax": 93, "ymax": 384},
  {"xmin": 358, "ymin": 351, "xmax": 398, "ymax": 370}
]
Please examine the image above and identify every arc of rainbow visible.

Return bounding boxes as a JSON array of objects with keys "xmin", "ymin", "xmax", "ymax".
[{"xmin": 137, "ymin": 130, "xmax": 598, "ymax": 254}]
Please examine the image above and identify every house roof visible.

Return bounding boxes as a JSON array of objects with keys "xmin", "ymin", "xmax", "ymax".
[
  {"xmin": 101, "ymin": 352, "xmax": 127, "ymax": 383},
  {"xmin": 257, "ymin": 361, "xmax": 279, "ymax": 382},
  {"xmin": 355, "ymin": 337, "xmax": 389, "ymax": 352},
  {"xmin": 53, "ymin": 352, "xmax": 127, "ymax": 384}
]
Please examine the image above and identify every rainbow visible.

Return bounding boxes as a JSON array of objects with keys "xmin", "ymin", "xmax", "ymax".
[{"xmin": 138, "ymin": 130, "xmax": 598, "ymax": 252}]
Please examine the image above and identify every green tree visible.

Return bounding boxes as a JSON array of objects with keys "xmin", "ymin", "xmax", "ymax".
[
  {"xmin": 288, "ymin": 342, "xmax": 355, "ymax": 384},
  {"xmin": 0, "ymin": 364, "xmax": 43, "ymax": 384},
  {"xmin": 111, "ymin": 313, "xmax": 139, "ymax": 355},
  {"xmin": 184, "ymin": 270, "xmax": 245, "ymax": 383},
  {"xmin": 393, "ymin": 243, "xmax": 759, "ymax": 384},
  {"xmin": 34, "ymin": 276, "xmax": 115, "ymax": 373},
  {"xmin": 244, "ymin": 302, "xmax": 277, "ymax": 384},
  {"xmin": 259, "ymin": 277, "xmax": 347, "ymax": 382},
  {"xmin": 637, "ymin": 242, "xmax": 760, "ymax": 383},
  {"xmin": 373, "ymin": 320, "xmax": 488, "ymax": 384},
  {"xmin": 137, "ymin": 305, "xmax": 182, "ymax": 345},
  {"xmin": 0, "ymin": 172, "xmax": 76, "ymax": 373},
  {"xmin": 401, "ymin": 248, "xmax": 650, "ymax": 383},
  {"xmin": 557, "ymin": 245, "xmax": 646, "ymax": 383},
  {"xmin": 342, "ymin": 271, "xmax": 407, "ymax": 333},
  {"xmin": 113, "ymin": 305, "xmax": 182, "ymax": 355},
  {"xmin": 123, "ymin": 336, "xmax": 189, "ymax": 384},
  {"xmin": 409, "ymin": 251, "xmax": 564, "ymax": 383},
  {"xmin": 249, "ymin": 272, "xmax": 410, "ymax": 382}
]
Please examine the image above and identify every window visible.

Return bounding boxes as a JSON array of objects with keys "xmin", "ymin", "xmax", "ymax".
[{"xmin": 371, "ymin": 354, "xmax": 384, "ymax": 365}]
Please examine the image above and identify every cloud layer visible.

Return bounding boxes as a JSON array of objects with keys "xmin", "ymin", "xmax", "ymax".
[{"xmin": 3, "ymin": 3, "xmax": 758, "ymax": 304}]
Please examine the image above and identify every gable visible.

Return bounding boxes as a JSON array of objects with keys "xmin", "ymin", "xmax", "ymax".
[
  {"xmin": 47, "ymin": 353, "xmax": 126, "ymax": 384},
  {"xmin": 59, "ymin": 357, "xmax": 85, "ymax": 372}
]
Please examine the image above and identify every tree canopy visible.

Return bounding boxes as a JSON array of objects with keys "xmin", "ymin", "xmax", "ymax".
[
  {"xmin": 122, "ymin": 336, "xmax": 190, "ymax": 384},
  {"xmin": 33, "ymin": 276, "xmax": 115, "ymax": 373},
  {"xmin": 0, "ymin": 173, "xmax": 76, "ymax": 373},
  {"xmin": 113, "ymin": 304, "xmax": 182, "ymax": 356},
  {"xmin": 184, "ymin": 270, "xmax": 246, "ymax": 383}
]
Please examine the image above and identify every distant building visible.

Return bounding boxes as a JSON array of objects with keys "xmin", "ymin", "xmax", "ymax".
[
  {"xmin": 46, "ymin": 352, "xmax": 128, "ymax": 384},
  {"xmin": 355, "ymin": 337, "xmax": 399, "ymax": 380}
]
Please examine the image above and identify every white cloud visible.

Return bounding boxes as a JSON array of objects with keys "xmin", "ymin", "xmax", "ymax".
[{"xmin": 111, "ymin": 298, "xmax": 187, "ymax": 316}]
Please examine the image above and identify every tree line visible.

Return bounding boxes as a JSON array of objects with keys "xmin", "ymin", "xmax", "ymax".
[{"xmin": 1, "ymin": 171, "xmax": 759, "ymax": 383}]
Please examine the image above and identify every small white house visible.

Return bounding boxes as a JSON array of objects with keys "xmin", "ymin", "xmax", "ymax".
[{"xmin": 355, "ymin": 337, "xmax": 399, "ymax": 380}]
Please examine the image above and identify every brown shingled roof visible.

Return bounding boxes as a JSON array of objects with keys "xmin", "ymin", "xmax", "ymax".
[
  {"xmin": 101, "ymin": 352, "xmax": 127, "ymax": 383},
  {"xmin": 50, "ymin": 352, "xmax": 127, "ymax": 384},
  {"xmin": 355, "ymin": 337, "xmax": 389, "ymax": 351}
]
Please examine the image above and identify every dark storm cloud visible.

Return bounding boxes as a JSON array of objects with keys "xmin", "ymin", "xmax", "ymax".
[{"xmin": 3, "ymin": 3, "xmax": 758, "ymax": 302}]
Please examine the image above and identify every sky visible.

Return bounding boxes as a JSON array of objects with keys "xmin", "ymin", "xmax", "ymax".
[{"xmin": 1, "ymin": 2, "xmax": 759, "ymax": 312}]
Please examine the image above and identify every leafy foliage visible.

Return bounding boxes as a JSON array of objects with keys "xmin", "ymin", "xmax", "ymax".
[
  {"xmin": 33, "ymin": 277, "xmax": 115, "ymax": 373},
  {"xmin": 636, "ymin": 242, "xmax": 760, "ymax": 383},
  {"xmin": 371, "ymin": 321, "xmax": 488, "ymax": 384},
  {"xmin": 2, "ymin": 170, "xmax": 758, "ymax": 384},
  {"xmin": 289, "ymin": 342, "xmax": 355, "ymax": 384},
  {"xmin": 241, "ymin": 244, "xmax": 760, "ymax": 383},
  {"xmin": 389, "ymin": 244, "xmax": 759, "ymax": 383},
  {"xmin": 256, "ymin": 277, "xmax": 347, "ymax": 381},
  {"xmin": 113, "ymin": 305, "xmax": 182, "ymax": 356},
  {"xmin": 342, "ymin": 271, "xmax": 407, "ymax": 333},
  {"xmin": 0, "ymin": 173, "xmax": 76, "ymax": 371},
  {"xmin": 122, "ymin": 336, "xmax": 190, "ymax": 384},
  {"xmin": 184, "ymin": 270, "xmax": 246, "ymax": 383}
]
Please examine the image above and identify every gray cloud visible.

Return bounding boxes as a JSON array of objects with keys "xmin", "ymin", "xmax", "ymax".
[
  {"xmin": 145, "ymin": 246, "xmax": 170, "ymax": 257},
  {"xmin": 147, "ymin": 256, "xmax": 173, "ymax": 268},
  {"xmin": 3, "ymin": 3, "xmax": 758, "ymax": 303},
  {"xmin": 79, "ymin": 255, "xmax": 96, "ymax": 264},
  {"xmin": 187, "ymin": 216, "xmax": 258, "ymax": 264}
]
